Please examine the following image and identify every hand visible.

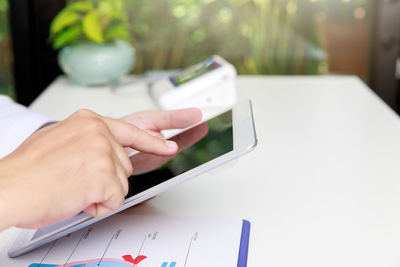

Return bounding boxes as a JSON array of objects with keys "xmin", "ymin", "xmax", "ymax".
[{"xmin": 0, "ymin": 109, "xmax": 179, "ymax": 230}]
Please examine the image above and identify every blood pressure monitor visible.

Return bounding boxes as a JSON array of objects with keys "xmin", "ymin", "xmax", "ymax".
[{"xmin": 150, "ymin": 55, "xmax": 237, "ymax": 110}]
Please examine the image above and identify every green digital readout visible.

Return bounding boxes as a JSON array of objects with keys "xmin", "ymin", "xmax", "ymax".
[{"xmin": 169, "ymin": 57, "xmax": 221, "ymax": 87}]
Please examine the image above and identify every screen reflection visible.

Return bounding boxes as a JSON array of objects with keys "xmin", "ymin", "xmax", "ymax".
[{"xmin": 126, "ymin": 110, "xmax": 233, "ymax": 199}]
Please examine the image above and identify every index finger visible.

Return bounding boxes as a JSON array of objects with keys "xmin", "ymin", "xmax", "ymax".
[
  {"xmin": 102, "ymin": 117, "xmax": 178, "ymax": 156},
  {"xmin": 134, "ymin": 108, "xmax": 203, "ymax": 131}
]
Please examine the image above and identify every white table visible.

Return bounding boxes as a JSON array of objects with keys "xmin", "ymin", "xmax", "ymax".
[{"xmin": 2, "ymin": 75, "xmax": 400, "ymax": 266}]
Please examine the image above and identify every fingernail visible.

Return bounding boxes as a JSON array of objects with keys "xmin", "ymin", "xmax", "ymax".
[{"xmin": 166, "ymin": 140, "xmax": 177, "ymax": 149}]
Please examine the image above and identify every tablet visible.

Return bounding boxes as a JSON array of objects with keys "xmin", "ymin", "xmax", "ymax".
[{"xmin": 8, "ymin": 100, "xmax": 257, "ymax": 257}]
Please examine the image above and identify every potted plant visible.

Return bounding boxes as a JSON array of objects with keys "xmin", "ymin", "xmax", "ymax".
[{"xmin": 50, "ymin": 0, "xmax": 134, "ymax": 85}]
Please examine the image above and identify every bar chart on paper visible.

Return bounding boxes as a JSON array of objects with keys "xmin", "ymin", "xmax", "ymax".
[{"xmin": 2, "ymin": 215, "xmax": 249, "ymax": 267}]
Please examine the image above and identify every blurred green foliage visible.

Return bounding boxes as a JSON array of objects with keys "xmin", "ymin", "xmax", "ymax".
[
  {"xmin": 126, "ymin": 0, "xmax": 330, "ymax": 75},
  {"xmin": 126, "ymin": 0, "xmax": 370, "ymax": 75},
  {"xmin": 50, "ymin": 0, "xmax": 131, "ymax": 49},
  {"xmin": 0, "ymin": 0, "xmax": 14, "ymax": 98}
]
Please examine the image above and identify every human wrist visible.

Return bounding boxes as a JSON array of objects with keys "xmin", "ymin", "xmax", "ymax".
[
  {"xmin": 0, "ymin": 159, "xmax": 20, "ymax": 230},
  {"xmin": 0, "ymin": 182, "xmax": 12, "ymax": 231}
]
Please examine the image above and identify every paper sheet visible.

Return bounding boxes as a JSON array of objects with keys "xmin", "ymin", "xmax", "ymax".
[{"xmin": 3, "ymin": 215, "xmax": 246, "ymax": 267}]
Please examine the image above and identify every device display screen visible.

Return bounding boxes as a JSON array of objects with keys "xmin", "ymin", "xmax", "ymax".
[
  {"xmin": 169, "ymin": 57, "xmax": 221, "ymax": 87},
  {"xmin": 126, "ymin": 110, "xmax": 233, "ymax": 198}
]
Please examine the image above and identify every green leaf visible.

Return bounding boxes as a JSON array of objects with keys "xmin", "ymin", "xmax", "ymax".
[
  {"xmin": 50, "ymin": 10, "xmax": 80, "ymax": 35},
  {"xmin": 109, "ymin": 11, "xmax": 128, "ymax": 21},
  {"xmin": 104, "ymin": 23, "xmax": 130, "ymax": 41},
  {"xmin": 112, "ymin": 0, "xmax": 124, "ymax": 11},
  {"xmin": 66, "ymin": 1, "xmax": 94, "ymax": 12},
  {"xmin": 53, "ymin": 24, "xmax": 82, "ymax": 49},
  {"xmin": 99, "ymin": 0, "xmax": 123, "ymax": 12},
  {"xmin": 98, "ymin": 1, "xmax": 113, "ymax": 16},
  {"xmin": 82, "ymin": 11, "xmax": 104, "ymax": 43},
  {"xmin": 97, "ymin": 0, "xmax": 126, "ymax": 20}
]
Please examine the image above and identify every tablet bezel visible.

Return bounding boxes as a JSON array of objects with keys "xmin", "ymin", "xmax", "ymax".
[{"xmin": 8, "ymin": 100, "xmax": 257, "ymax": 257}]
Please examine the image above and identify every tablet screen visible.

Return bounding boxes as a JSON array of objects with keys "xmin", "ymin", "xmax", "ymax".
[{"xmin": 126, "ymin": 110, "xmax": 233, "ymax": 198}]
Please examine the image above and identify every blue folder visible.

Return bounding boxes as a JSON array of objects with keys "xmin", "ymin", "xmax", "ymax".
[{"xmin": 238, "ymin": 220, "xmax": 251, "ymax": 267}]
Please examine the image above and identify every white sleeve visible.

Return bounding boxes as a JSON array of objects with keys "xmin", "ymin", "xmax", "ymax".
[{"xmin": 0, "ymin": 95, "xmax": 51, "ymax": 159}]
